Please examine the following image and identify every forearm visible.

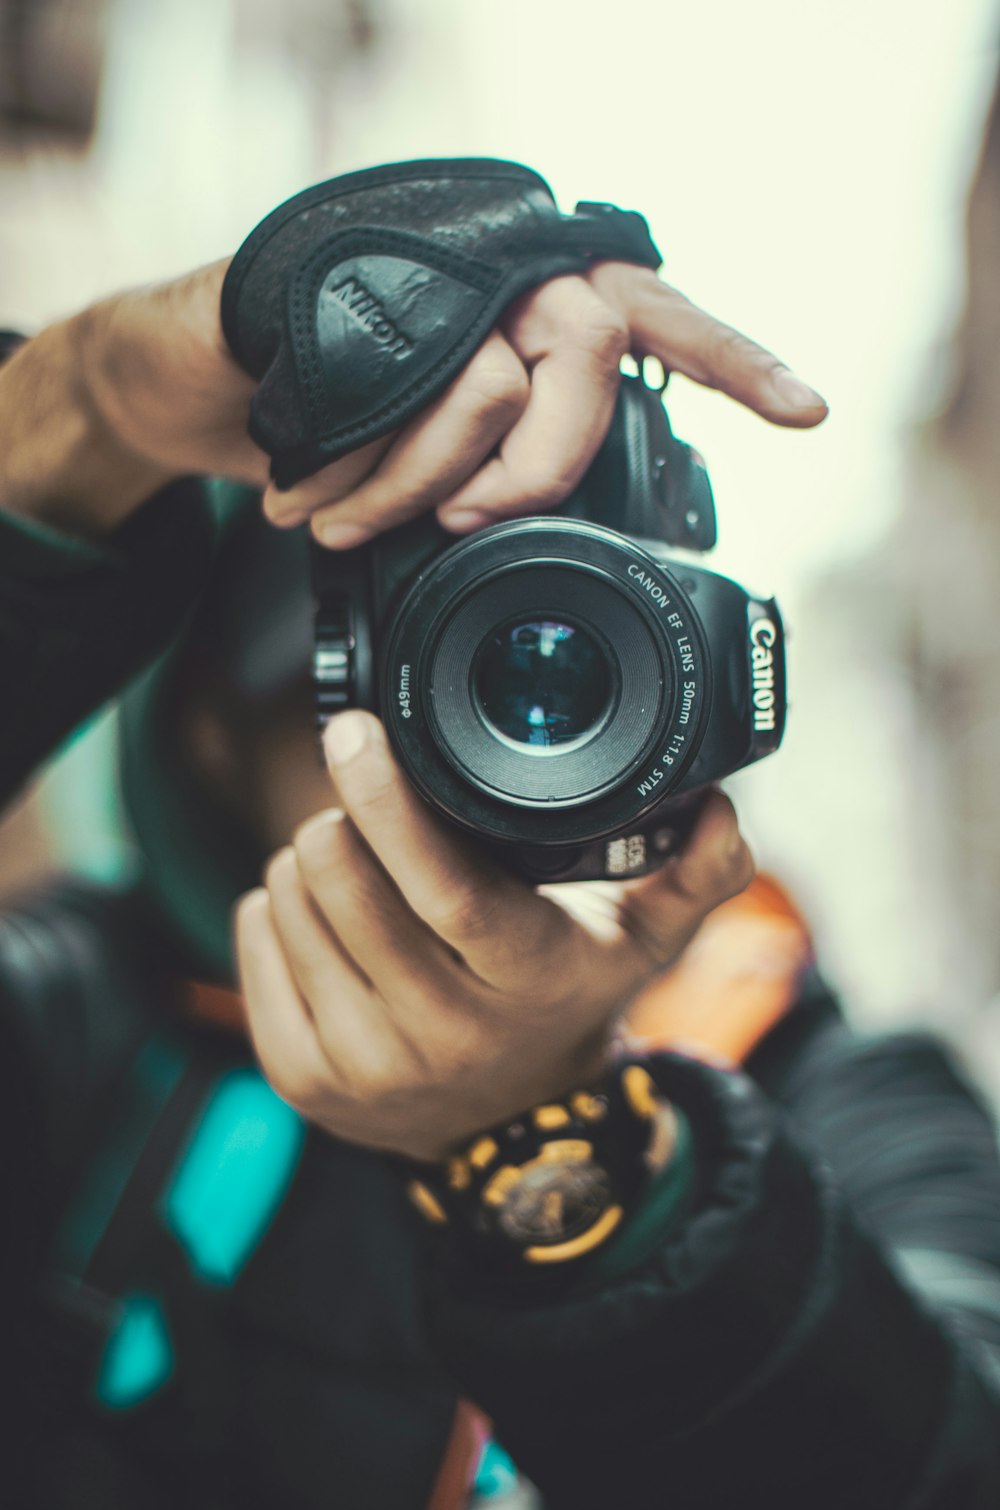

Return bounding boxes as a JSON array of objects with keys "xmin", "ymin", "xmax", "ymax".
[
  {"xmin": 0, "ymin": 301, "xmax": 228, "ymax": 806},
  {"xmin": 0, "ymin": 314, "xmax": 177, "ymax": 537}
]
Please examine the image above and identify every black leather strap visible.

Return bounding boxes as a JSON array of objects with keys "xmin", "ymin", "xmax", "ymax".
[{"xmin": 221, "ymin": 158, "xmax": 662, "ymax": 488}]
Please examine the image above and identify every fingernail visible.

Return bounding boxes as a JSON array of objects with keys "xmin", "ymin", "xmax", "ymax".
[
  {"xmin": 324, "ymin": 711, "xmax": 370, "ymax": 765},
  {"xmin": 319, "ymin": 521, "xmax": 373, "ymax": 550},
  {"xmin": 439, "ymin": 509, "xmax": 493, "ymax": 534},
  {"xmin": 771, "ymin": 368, "xmax": 826, "ymax": 411},
  {"xmin": 269, "ymin": 509, "xmax": 308, "ymax": 529}
]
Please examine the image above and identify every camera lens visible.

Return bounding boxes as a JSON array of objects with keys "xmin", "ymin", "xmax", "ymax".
[
  {"xmin": 474, "ymin": 619, "xmax": 612, "ymax": 750},
  {"xmin": 424, "ymin": 561, "xmax": 671, "ymax": 805},
  {"xmin": 385, "ymin": 525, "xmax": 709, "ymax": 819}
]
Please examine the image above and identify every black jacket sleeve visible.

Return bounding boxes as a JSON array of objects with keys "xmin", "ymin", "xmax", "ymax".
[
  {"xmin": 0, "ymin": 484, "xmax": 216, "ymax": 809},
  {"xmin": 426, "ymin": 992, "xmax": 1000, "ymax": 1508},
  {"xmin": 0, "ymin": 482, "xmax": 217, "ymax": 1496}
]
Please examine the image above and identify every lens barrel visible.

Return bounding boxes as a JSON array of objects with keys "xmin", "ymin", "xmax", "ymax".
[{"xmin": 381, "ymin": 518, "xmax": 711, "ymax": 849}]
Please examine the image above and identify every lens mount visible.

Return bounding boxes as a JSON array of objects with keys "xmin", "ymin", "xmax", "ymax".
[{"xmin": 381, "ymin": 518, "xmax": 711, "ymax": 848}]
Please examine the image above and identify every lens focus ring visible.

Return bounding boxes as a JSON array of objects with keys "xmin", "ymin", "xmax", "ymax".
[{"xmin": 313, "ymin": 602, "xmax": 354, "ymax": 733}]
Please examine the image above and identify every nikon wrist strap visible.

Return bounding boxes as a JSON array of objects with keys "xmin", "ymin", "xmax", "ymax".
[{"xmin": 221, "ymin": 158, "xmax": 662, "ymax": 489}]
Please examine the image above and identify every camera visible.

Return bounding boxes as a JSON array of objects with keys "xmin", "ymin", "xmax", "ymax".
[{"xmin": 311, "ymin": 373, "xmax": 786, "ymax": 882}]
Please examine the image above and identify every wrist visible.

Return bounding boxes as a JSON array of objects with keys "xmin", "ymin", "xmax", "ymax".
[
  {"xmin": 403, "ymin": 1056, "xmax": 683, "ymax": 1280},
  {"xmin": 0, "ymin": 308, "xmax": 176, "ymax": 538}
]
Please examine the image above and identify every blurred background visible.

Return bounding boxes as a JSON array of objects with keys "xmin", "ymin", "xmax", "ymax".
[{"xmin": 4, "ymin": 0, "xmax": 1000, "ymax": 1090}]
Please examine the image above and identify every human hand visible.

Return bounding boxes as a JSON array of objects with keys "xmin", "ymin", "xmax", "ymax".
[
  {"xmin": 0, "ymin": 259, "xmax": 268, "ymax": 538},
  {"xmin": 235, "ymin": 710, "xmax": 753, "ymax": 1160},
  {"xmin": 262, "ymin": 260, "xmax": 827, "ymax": 548},
  {"xmin": 64, "ymin": 253, "xmax": 824, "ymax": 541}
]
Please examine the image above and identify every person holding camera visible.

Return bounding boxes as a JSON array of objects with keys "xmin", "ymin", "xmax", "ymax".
[{"xmin": 2, "ymin": 162, "xmax": 999, "ymax": 1509}]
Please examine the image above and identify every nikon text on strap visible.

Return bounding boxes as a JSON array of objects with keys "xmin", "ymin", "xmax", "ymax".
[{"xmin": 221, "ymin": 157, "xmax": 662, "ymax": 488}]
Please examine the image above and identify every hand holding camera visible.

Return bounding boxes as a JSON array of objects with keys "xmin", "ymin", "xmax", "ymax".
[
  {"xmin": 237, "ymin": 707, "xmax": 751, "ymax": 1161},
  {"xmin": 0, "ymin": 167, "xmax": 823, "ymax": 549},
  {"xmin": 219, "ymin": 157, "xmax": 823, "ymax": 1162}
]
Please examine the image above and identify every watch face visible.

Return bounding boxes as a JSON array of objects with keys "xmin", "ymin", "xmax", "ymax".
[{"xmin": 494, "ymin": 1145, "xmax": 612, "ymax": 1247}]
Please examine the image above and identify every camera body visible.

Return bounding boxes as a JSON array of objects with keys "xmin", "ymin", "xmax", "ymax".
[{"xmin": 312, "ymin": 375, "xmax": 786, "ymax": 882}]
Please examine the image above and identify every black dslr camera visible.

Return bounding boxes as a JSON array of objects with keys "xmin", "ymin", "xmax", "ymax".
[{"xmin": 311, "ymin": 374, "xmax": 785, "ymax": 882}]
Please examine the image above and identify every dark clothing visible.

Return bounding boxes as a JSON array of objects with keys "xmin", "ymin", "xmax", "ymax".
[{"xmin": 3, "ymin": 487, "xmax": 1000, "ymax": 1508}]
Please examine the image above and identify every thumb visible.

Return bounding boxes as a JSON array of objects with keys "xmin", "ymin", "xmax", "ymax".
[{"xmin": 617, "ymin": 790, "xmax": 755, "ymax": 974}]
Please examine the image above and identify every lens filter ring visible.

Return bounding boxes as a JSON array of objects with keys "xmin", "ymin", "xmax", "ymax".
[
  {"xmin": 381, "ymin": 518, "xmax": 711, "ymax": 848},
  {"xmin": 430, "ymin": 566, "xmax": 662, "ymax": 805}
]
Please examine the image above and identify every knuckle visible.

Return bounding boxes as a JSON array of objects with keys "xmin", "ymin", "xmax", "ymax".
[
  {"xmin": 729, "ymin": 842, "xmax": 757, "ymax": 897},
  {"xmin": 346, "ymin": 768, "xmax": 396, "ymax": 824},
  {"xmin": 576, "ymin": 303, "xmax": 629, "ymax": 370},
  {"xmin": 338, "ymin": 1055, "xmax": 404, "ymax": 1108},
  {"xmin": 292, "ymin": 811, "xmax": 343, "ymax": 878},
  {"xmin": 235, "ymin": 885, "xmax": 267, "ymax": 929},
  {"xmin": 516, "ymin": 466, "xmax": 576, "ymax": 510},
  {"xmin": 264, "ymin": 845, "xmax": 298, "ymax": 896},
  {"xmin": 261, "ymin": 1056, "xmax": 320, "ymax": 1114},
  {"xmin": 706, "ymin": 840, "xmax": 754, "ymax": 904},
  {"xmin": 289, "ymin": 1070, "xmax": 332, "ymax": 1116},
  {"xmin": 709, "ymin": 324, "xmax": 766, "ymax": 379},
  {"xmin": 463, "ymin": 347, "xmax": 530, "ymax": 416},
  {"xmin": 234, "ymin": 888, "xmax": 270, "ymax": 956},
  {"xmin": 427, "ymin": 879, "xmax": 504, "ymax": 943}
]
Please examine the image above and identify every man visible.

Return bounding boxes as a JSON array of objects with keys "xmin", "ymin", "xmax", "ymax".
[{"xmin": 2, "ymin": 175, "xmax": 999, "ymax": 1509}]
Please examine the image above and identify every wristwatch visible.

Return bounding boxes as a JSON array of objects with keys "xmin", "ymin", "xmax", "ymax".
[{"xmin": 403, "ymin": 1060, "xmax": 684, "ymax": 1272}]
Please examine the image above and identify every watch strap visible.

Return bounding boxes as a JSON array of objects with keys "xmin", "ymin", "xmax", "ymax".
[{"xmin": 403, "ymin": 1059, "xmax": 682, "ymax": 1274}]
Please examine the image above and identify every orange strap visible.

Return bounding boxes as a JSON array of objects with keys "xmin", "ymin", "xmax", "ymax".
[
  {"xmin": 427, "ymin": 1401, "xmax": 490, "ymax": 1510},
  {"xmin": 625, "ymin": 872, "xmax": 813, "ymax": 1065}
]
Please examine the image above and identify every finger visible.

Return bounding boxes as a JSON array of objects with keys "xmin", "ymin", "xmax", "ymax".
[
  {"xmin": 264, "ymin": 841, "xmax": 371, "ymax": 994},
  {"xmin": 261, "ymin": 332, "xmax": 528, "ymax": 547},
  {"xmin": 261, "ymin": 434, "xmax": 393, "ymax": 533},
  {"xmin": 263, "ymin": 842, "xmax": 405, "ymax": 1073},
  {"xmin": 305, "ymin": 334, "xmax": 529, "ymax": 548},
  {"xmin": 615, "ymin": 790, "xmax": 754, "ymax": 974},
  {"xmin": 435, "ymin": 276, "xmax": 628, "ymax": 532},
  {"xmin": 234, "ymin": 887, "xmax": 337, "ymax": 1111},
  {"xmin": 321, "ymin": 710, "xmax": 569, "ymax": 983},
  {"xmin": 287, "ymin": 809, "xmax": 465, "ymax": 1008},
  {"xmin": 588, "ymin": 262, "xmax": 827, "ymax": 429}
]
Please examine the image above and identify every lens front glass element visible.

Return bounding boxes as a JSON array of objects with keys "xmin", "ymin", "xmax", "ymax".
[{"xmin": 474, "ymin": 619, "xmax": 612, "ymax": 750}]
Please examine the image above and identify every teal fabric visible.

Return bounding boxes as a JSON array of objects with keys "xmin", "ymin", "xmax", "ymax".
[
  {"xmin": 116, "ymin": 478, "xmax": 262, "ymax": 982},
  {"xmin": 96, "ymin": 1293, "xmax": 174, "ymax": 1409},
  {"xmin": 0, "ymin": 501, "xmax": 110, "ymax": 578},
  {"xmin": 163, "ymin": 1067, "xmax": 305, "ymax": 1285},
  {"xmin": 589, "ymin": 1107, "xmax": 696, "ymax": 1284},
  {"xmin": 42, "ymin": 705, "xmax": 136, "ymax": 887},
  {"xmin": 117, "ymin": 647, "xmax": 254, "ymax": 982},
  {"xmin": 473, "ymin": 1439, "xmax": 519, "ymax": 1498},
  {"xmin": 54, "ymin": 1038, "xmax": 188, "ymax": 1279}
]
